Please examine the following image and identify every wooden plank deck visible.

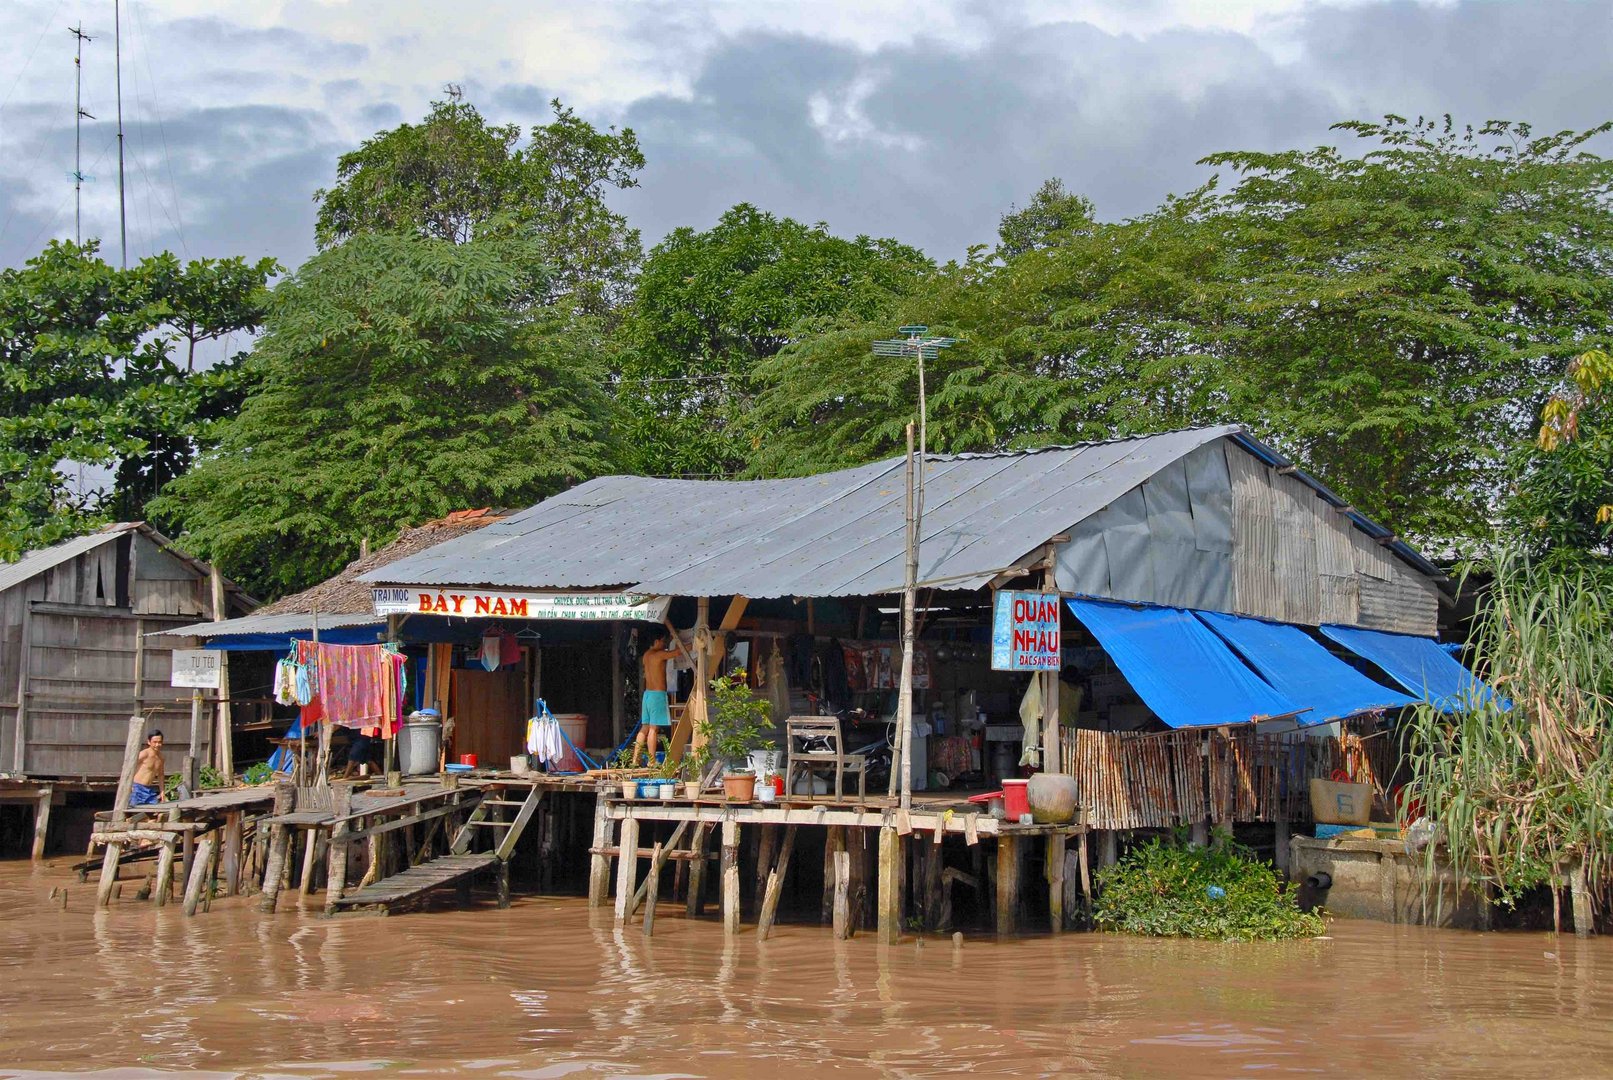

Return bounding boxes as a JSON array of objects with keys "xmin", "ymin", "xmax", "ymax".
[{"xmin": 327, "ymin": 853, "xmax": 499, "ymax": 913}]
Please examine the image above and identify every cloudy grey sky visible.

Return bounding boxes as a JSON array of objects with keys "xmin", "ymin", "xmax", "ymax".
[{"xmin": 0, "ymin": 0, "xmax": 1608, "ymax": 274}]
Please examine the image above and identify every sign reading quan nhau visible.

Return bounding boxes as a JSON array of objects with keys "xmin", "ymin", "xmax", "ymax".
[
  {"xmin": 990, "ymin": 590, "xmax": 1062, "ymax": 671},
  {"xmin": 371, "ymin": 587, "xmax": 671, "ymax": 623}
]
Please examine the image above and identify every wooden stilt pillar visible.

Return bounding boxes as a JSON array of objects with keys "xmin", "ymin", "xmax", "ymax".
[
  {"xmin": 642, "ymin": 841, "xmax": 667, "ymax": 936},
  {"xmin": 755, "ymin": 824, "xmax": 779, "ymax": 912},
  {"xmin": 721, "ymin": 816, "xmax": 741, "ymax": 936},
  {"xmin": 1190, "ymin": 819, "xmax": 1209, "ymax": 847},
  {"xmin": 31, "ymin": 787, "xmax": 51, "ymax": 861},
  {"xmin": 496, "ymin": 859, "xmax": 511, "ymax": 909},
  {"xmin": 298, "ymin": 825, "xmax": 321, "ymax": 895},
  {"xmin": 1046, "ymin": 833, "xmax": 1066, "ymax": 934},
  {"xmin": 97, "ymin": 716, "xmax": 147, "ymax": 907},
  {"xmin": 1571, "ymin": 859, "xmax": 1593, "ymax": 938},
  {"xmin": 1274, "ymin": 815, "xmax": 1291, "ymax": 875},
  {"xmin": 588, "ymin": 796, "xmax": 613, "ymax": 907},
  {"xmin": 614, "ymin": 815, "xmax": 639, "ymax": 924},
  {"xmin": 259, "ymin": 826, "xmax": 291, "ymax": 912},
  {"xmin": 686, "ymin": 822, "xmax": 710, "ymax": 916},
  {"xmin": 182, "ymin": 835, "xmax": 217, "ymax": 916},
  {"xmin": 877, "ymin": 825, "xmax": 900, "ymax": 944},
  {"xmin": 1099, "ymin": 829, "xmax": 1118, "ymax": 867},
  {"xmin": 995, "ymin": 835, "xmax": 1020, "ymax": 936},
  {"xmin": 154, "ymin": 839, "xmax": 177, "ymax": 907},
  {"xmin": 223, "ymin": 812, "xmax": 243, "ymax": 896},
  {"xmin": 850, "ymin": 828, "xmax": 870, "ymax": 930},
  {"xmin": 832, "ymin": 828, "xmax": 852, "ymax": 940},
  {"xmin": 757, "ymin": 826, "xmax": 797, "ymax": 941}
]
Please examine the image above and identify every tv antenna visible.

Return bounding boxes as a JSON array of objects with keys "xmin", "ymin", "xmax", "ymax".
[
  {"xmin": 114, "ymin": 0, "xmax": 127, "ymax": 267},
  {"xmin": 68, "ymin": 24, "xmax": 94, "ymax": 245},
  {"xmin": 871, "ymin": 325, "xmax": 956, "ymax": 809}
]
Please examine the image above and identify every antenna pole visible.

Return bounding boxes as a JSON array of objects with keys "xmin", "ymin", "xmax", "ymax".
[
  {"xmin": 114, "ymin": 0, "xmax": 127, "ymax": 267},
  {"xmin": 70, "ymin": 24, "xmax": 93, "ymax": 246}
]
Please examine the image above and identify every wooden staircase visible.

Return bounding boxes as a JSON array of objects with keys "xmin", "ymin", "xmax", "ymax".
[{"xmin": 329, "ymin": 786, "xmax": 543, "ymax": 914}]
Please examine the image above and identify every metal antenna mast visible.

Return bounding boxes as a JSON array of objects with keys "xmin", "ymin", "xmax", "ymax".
[
  {"xmin": 872, "ymin": 325, "xmax": 956, "ymax": 809},
  {"xmin": 114, "ymin": 0, "xmax": 127, "ymax": 267},
  {"xmin": 69, "ymin": 24, "xmax": 94, "ymax": 245}
]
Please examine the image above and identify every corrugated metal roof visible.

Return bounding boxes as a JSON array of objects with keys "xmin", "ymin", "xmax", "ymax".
[
  {"xmin": 361, "ymin": 426, "xmax": 1244, "ymax": 599},
  {"xmin": 0, "ymin": 524, "xmax": 132, "ymax": 595},
  {"xmin": 149, "ymin": 611, "xmax": 382, "ymax": 639}
]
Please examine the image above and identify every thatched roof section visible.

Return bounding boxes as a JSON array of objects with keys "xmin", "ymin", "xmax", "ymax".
[{"xmin": 257, "ymin": 509, "xmax": 502, "ymax": 616}]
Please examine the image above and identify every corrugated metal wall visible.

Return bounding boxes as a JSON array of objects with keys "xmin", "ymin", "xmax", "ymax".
[{"xmin": 1058, "ymin": 438, "xmax": 1439, "ymax": 636}]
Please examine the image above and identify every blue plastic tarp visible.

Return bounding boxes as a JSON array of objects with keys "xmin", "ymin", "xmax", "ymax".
[
  {"xmin": 1197, "ymin": 611, "xmax": 1417, "ymax": 724},
  {"xmin": 1318, "ymin": 624, "xmax": 1491, "ymax": 713},
  {"xmin": 1067, "ymin": 599, "xmax": 1302, "ymax": 728}
]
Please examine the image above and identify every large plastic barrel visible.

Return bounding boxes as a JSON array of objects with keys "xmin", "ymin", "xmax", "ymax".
[
  {"xmin": 400, "ymin": 716, "xmax": 442, "ymax": 775},
  {"xmin": 550, "ymin": 713, "xmax": 588, "ymax": 772}
]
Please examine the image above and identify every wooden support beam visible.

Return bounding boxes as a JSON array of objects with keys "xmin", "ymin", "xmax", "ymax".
[
  {"xmin": 1274, "ymin": 815, "xmax": 1291, "ymax": 875},
  {"xmin": 222, "ymin": 812, "xmax": 243, "ymax": 896},
  {"xmin": 995, "ymin": 835, "xmax": 1020, "ymax": 936},
  {"xmin": 822, "ymin": 825, "xmax": 844, "ymax": 924},
  {"xmin": 1571, "ymin": 859, "xmax": 1593, "ymax": 938},
  {"xmin": 588, "ymin": 796, "xmax": 612, "ymax": 907},
  {"xmin": 97, "ymin": 715, "xmax": 148, "ymax": 907},
  {"xmin": 154, "ymin": 843, "xmax": 177, "ymax": 908},
  {"xmin": 31, "ymin": 787, "xmax": 51, "ymax": 860},
  {"xmin": 1046, "ymin": 833, "xmax": 1065, "ymax": 934},
  {"xmin": 258, "ymin": 826, "xmax": 290, "ymax": 912},
  {"xmin": 721, "ymin": 816, "xmax": 740, "ymax": 936},
  {"xmin": 613, "ymin": 815, "xmax": 640, "ymax": 924},
  {"xmin": 631, "ymin": 820, "xmax": 690, "ymax": 915},
  {"xmin": 1078, "ymin": 830, "xmax": 1092, "ymax": 908},
  {"xmin": 642, "ymin": 842, "xmax": 666, "ymax": 935},
  {"xmin": 686, "ymin": 822, "xmax": 710, "ymax": 917},
  {"xmin": 877, "ymin": 825, "xmax": 900, "ymax": 944},
  {"xmin": 757, "ymin": 825, "xmax": 797, "ymax": 940},
  {"xmin": 755, "ymin": 824, "xmax": 778, "ymax": 911},
  {"xmin": 832, "ymin": 828, "xmax": 851, "ymax": 940},
  {"xmin": 922, "ymin": 838, "xmax": 944, "ymax": 930},
  {"xmin": 182, "ymin": 835, "xmax": 217, "ymax": 916}
]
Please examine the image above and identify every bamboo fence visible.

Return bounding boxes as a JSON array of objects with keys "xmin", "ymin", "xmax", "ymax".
[{"xmin": 1063, "ymin": 721, "xmax": 1393, "ymax": 830}]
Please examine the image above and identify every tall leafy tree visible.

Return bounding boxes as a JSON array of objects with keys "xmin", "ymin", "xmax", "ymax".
[
  {"xmin": 315, "ymin": 90, "xmax": 644, "ymax": 315},
  {"xmin": 997, "ymin": 177, "xmax": 1096, "ymax": 258},
  {"xmin": 0, "ymin": 241, "xmax": 274, "ymax": 559},
  {"xmin": 154, "ymin": 232, "xmax": 615, "ymax": 598},
  {"xmin": 743, "ymin": 117, "xmax": 1613, "ymax": 551},
  {"xmin": 1506, "ymin": 348, "xmax": 1613, "ymax": 568},
  {"xmin": 616, "ymin": 204, "xmax": 932, "ymax": 477}
]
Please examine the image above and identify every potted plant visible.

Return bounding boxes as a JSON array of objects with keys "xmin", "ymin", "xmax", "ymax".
[
  {"xmin": 652, "ymin": 750, "xmax": 681, "ymax": 799},
  {"xmin": 681, "ymin": 744, "xmax": 712, "ymax": 800},
  {"xmin": 697, "ymin": 668, "xmax": 775, "ymax": 802},
  {"xmin": 611, "ymin": 746, "xmax": 639, "ymax": 799}
]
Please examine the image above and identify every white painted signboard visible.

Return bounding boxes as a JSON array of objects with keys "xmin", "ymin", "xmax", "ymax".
[{"xmin": 170, "ymin": 649, "xmax": 223, "ymax": 689}]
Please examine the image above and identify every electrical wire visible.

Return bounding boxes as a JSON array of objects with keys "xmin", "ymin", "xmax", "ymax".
[{"xmin": 127, "ymin": 0, "xmax": 188, "ymax": 257}]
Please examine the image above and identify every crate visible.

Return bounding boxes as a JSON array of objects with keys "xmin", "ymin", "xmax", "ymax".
[{"xmin": 1309, "ymin": 778, "xmax": 1373, "ymax": 826}]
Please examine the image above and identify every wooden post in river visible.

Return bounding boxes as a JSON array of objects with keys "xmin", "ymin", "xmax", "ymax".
[
  {"xmin": 96, "ymin": 715, "xmax": 147, "ymax": 907},
  {"xmin": 877, "ymin": 825, "xmax": 901, "ymax": 943}
]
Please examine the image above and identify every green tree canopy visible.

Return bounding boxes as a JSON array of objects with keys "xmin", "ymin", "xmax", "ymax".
[
  {"xmin": 997, "ymin": 177, "xmax": 1096, "ymax": 258},
  {"xmin": 0, "ymin": 241, "xmax": 274, "ymax": 559},
  {"xmin": 743, "ymin": 117, "xmax": 1613, "ymax": 549},
  {"xmin": 314, "ymin": 91, "xmax": 644, "ymax": 315},
  {"xmin": 153, "ymin": 232, "xmax": 615, "ymax": 598},
  {"xmin": 1506, "ymin": 349, "xmax": 1613, "ymax": 568},
  {"xmin": 615, "ymin": 204, "xmax": 932, "ymax": 477}
]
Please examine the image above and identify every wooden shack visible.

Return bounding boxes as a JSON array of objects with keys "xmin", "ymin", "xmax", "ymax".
[{"xmin": 0, "ymin": 524, "xmax": 253, "ymax": 855}]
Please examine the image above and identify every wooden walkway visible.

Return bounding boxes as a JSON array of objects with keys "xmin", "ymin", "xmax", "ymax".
[{"xmin": 327, "ymin": 853, "xmax": 499, "ymax": 914}]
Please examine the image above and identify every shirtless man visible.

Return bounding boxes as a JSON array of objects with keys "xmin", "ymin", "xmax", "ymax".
[
  {"xmin": 635, "ymin": 632, "xmax": 683, "ymax": 766},
  {"xmin": 130, "ymin": 730, "xmax": 165, "ymax": 806}
]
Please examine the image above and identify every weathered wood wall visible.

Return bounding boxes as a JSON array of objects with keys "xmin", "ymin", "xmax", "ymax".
[{"xmin": 1, "ymin": 528, "xmax": 231, "ymax": 779}]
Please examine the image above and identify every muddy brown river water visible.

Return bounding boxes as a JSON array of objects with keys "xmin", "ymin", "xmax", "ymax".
[{"xmin": 1, "ymin": 861, "xmax": 1609, "ymax": 1078}]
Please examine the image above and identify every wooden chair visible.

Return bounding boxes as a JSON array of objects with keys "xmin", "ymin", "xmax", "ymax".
[{"xmin": 785, "ymin": 715, "xmax": 867, "ymax": 802}]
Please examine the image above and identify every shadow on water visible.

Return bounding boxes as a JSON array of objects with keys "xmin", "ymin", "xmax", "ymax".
[{"xmin": 0, "ymin": 860, "xmax": 1609, "ymax": 1077}]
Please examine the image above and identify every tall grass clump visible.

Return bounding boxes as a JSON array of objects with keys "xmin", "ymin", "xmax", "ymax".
[{"xmin": 1401, "ymin": 549, "xmax": 1613, "ymax": 917}]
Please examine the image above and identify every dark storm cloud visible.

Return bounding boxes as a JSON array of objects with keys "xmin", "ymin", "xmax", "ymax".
[{"xmin": 612, "ymin": 1, "xmax": 1613, "ymax": 258}]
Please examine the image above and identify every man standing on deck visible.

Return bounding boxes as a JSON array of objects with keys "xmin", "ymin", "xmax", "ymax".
[
  {"xmin": 634, "ymin": 632, "xmax": 682, "ymax": 766},
  {"xmin": 130, "ymin": 731, "xmax": 165, "ymax": 806}
]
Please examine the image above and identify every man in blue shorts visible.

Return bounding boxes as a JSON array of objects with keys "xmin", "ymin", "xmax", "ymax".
[
  {"xmin": 634, "ymin": 632, "xmax": 682, "ymax": 766},
  {"xmin": 130, "ymin": 730, "xmax": 165, "ymax": 806}
]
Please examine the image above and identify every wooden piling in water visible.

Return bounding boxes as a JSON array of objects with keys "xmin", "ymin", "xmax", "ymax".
[
  {"xmin": 721, "ymin": 817, "xmax": 740, "ymax": 936},
  {"xmin": 588, "ymin": 795, "xmax": 612, "ymax": 907},
  {"xmin": 877, "ymin": 825, "xmax": 900, "ymax": 944},
  {"xmin": 182, "ymin": 835, "xmax": 217, "ymax": 916},
  {"xmin": 995, "ymin": 835, "xmax": 1020, "ymax": 936},
  {"xmin": 614, "ymin": 815, "xmax": 639, "ymax": 925}
]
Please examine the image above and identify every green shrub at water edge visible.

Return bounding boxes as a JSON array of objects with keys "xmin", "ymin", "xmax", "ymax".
[{"xmin": 1094, "ymin": 834, "xmax": 1325, "ymax": 941}]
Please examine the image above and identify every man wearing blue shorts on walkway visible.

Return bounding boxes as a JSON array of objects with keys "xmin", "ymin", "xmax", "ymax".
[{"xmin": 634, "ymin": 632, "xmax": 682, "ymax": 766}]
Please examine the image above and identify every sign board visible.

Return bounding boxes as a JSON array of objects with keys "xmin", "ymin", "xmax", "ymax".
[
  {"xmin": 170, "ymin": 648, "xmax": 223, "ymax": 689},
  {"xmin": 990, "ymin": 590, "xmax": 1062, "ymax": 671},
  {"xmin": 371, "ymin": 587, "xmax": 672, "ymax": 623}
]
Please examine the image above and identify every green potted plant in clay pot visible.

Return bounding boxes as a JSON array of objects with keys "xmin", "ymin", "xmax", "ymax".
[
  {"xmin": 698, "ymin": 668, "xmax": 774, "ymax": 802},
  {"xmin": 680, "ymin": 743, "xmax": 712, "ymax": 800}
]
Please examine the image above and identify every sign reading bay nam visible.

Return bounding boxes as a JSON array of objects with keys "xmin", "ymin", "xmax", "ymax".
[
  {"xmin": 991, "ymin": 590, "xmax": 1062, "ymax": 671},
  {"xmin": 371, "ymin": 587, "xmax": 671, "ymax": 623}
]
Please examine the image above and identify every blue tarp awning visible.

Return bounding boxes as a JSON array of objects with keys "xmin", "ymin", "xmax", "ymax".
[
  {"xmin": 1198, "ymin": 611, "xmax": 1417, "ymax": 724},
  {"xmin": 1067, "ymin": 598, "xmax": 1303, "ymax": 728},
  {"xmin": 207, "ymin": 627, "xmax": 385, "ymax": 651},
  {"xmin": 1318, "ymin": 624, "xmax": 1490, "ymax": 713}
]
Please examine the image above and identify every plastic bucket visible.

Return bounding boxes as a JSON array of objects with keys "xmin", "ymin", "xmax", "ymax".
[
  {"xmin": 551, "ymin": 713, "xmax": 588, "ymax": 772},
  {"xmin": 399, "ymin": 719, "xmax": 441, "ymax": 776},
  {"xmin": 459, "ymin": 753, "xmax": 479, "ymax": 768},
  {"xmin": 1002, "ymin": 779, "xmax": 1030, "ymax": 821}
]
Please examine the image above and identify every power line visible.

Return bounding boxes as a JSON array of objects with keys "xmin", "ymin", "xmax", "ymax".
[{"xmin": 127, "ymin": 0, "xmax": 188, "ymax": 257}]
